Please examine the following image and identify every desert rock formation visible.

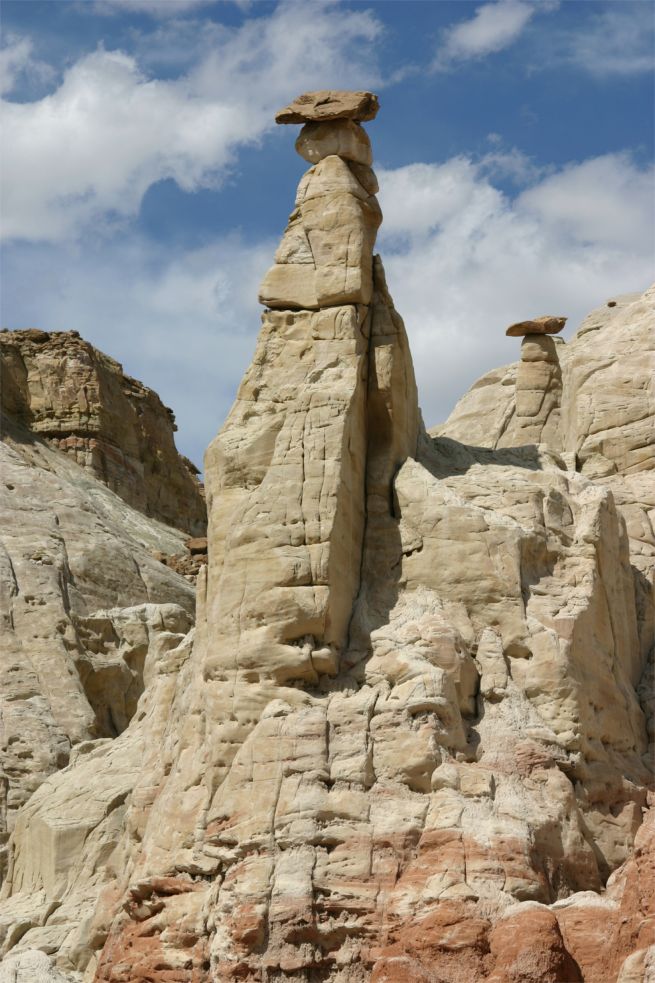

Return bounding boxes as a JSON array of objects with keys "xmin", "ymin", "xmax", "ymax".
[
  {"xmin": 0, "ymin": 92, "xmax": 652, "ymax": 982},
  {"xmin": 0, "ymin": 329, "xmax": 206, "ymax": 536},
  {"xmin": 0, "ymin": 339, "xmax": 204, "ymax": 927}
]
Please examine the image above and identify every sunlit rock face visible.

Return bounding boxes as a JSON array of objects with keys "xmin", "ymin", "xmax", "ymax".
[
  {"xmin": 0, "ymin": 329, "xmax": 206, "ymax": 536},
  {"xmin": 0, "ymin": 92, "xmax": 652, "ymax": 983}
]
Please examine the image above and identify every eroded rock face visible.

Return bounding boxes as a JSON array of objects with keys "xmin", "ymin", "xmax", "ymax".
[
  {"xmin": 0, "ymin": 329, "xmax": 206, "ymax": 536},
  {"xmin": 295, "ymin": 120, "xmax": 373, "ymax": 166},
  {"xmin": 0, "ymin": 93, "xmax": 652, "ymax": 983},
  {"xmin": 259, "ymin": 154, "xmax": 382, "ymax": 310},
  {"xmin": 0, "ymin": 405, "xmax": 197, "ymax": 951}
]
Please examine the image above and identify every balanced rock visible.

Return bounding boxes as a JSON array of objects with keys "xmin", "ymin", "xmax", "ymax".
[
  {"xmin": 275, "ymin": 89, "xmax": 379, "ymax": 124},
  {"xmin": 506, "ymin": 314, "xmax": 567, "ymax": 336},
  {"xmin": 295, "ymin": 119, "xmax": 372, "ymax": 166}
]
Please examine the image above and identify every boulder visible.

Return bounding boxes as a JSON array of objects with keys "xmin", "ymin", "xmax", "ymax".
[{"xmin": 295, "ymin": 119, "xmax": 372, "ymax": 166}]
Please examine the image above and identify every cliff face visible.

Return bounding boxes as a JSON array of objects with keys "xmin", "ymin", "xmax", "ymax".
[
  {"xmin": 0, "ymin": 92, "xmax": 652, "ymax": 983},
  {"xmin": 0, "ymin": 412, "xmax": 198, "ymax": 893},
  {"xmin": 0, "ymin": 334, "xmax": 204, "ymax": 957},
  {"xmin": 0, "ymin": 329, "xmax": 206, "ymax": 537}
]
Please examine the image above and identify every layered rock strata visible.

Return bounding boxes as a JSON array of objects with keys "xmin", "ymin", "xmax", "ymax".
[
  {"xmin": 0, "ymin": 329, "xmax": 206, "ymax": 536},
  {"xmin": 0, "ymin": 93, "xmax": 652, "ymax": 983},
  {"xmin": 259, "ymin": 156, "xmax": 381, "ymax": 310}
]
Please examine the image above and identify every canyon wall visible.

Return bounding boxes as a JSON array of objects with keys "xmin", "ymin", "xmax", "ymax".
[{"xmin": 0, "ymin": 329, "xmax": 206, "ymax": 536}]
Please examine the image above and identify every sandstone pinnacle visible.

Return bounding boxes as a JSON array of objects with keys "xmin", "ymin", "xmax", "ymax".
[
  {"xmin": 505, "ymin": 314, "xmax": 567, "ymax": 336},
  {"xmin": 275, "ymin": 89, "xmax": 379, "ymax": 124}
]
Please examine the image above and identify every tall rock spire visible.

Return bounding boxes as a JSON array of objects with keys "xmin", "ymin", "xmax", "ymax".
[
  {"xmin": 201, "ymin": 88, "xmax": 419, "ymax": 709},
  {"xmin": 90, "ymin": 91, "xmax": 421, "ymax": 979}
]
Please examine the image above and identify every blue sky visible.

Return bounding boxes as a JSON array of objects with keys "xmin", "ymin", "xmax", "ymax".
[{"xmin": 2, "ymin": 0, "xmax": 653, "ymax": 469}]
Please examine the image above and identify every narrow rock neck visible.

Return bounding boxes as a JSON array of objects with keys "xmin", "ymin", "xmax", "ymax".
[{"xmin": 259, "ymin": 113, "xmax": 379, "ymax": 314}]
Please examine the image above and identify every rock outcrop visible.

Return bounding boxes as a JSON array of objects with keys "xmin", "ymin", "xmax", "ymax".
[
  {"xmin": 0, "ymin": 92, "xmax": 652, "ymax": 983},
  {"xmin": 0, "ymin": 411, "xmax": 197, "ymax": 871},
  {"xmin": 0, "ymin": 329, "xmax": 206, "ymax": 536}
]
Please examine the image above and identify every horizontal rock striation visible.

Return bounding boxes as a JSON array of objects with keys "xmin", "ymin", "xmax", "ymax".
[{"xmin": 0, "ymin": 329, "xmax": 206, "ymax": 537}]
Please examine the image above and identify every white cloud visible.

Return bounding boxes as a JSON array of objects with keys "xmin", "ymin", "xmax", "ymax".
[
  {"xmin": 517, "ymin": 153, "xmax": 653, "ymax": 250},
  {"xmin": 0, "ymin": 33, "xmax": 56, "ymax": 96},
  {"xmin": 1, "ymin": 233, "xmax": 274, "ymax": 468},
  {"xmin": 376, "ymin": 151, "xmax": 654, "ymax": 427},
  {"xmin": 1, "ymin": 1, "xmax": 382, "ymax": 242},
  {"xmin": 3, "ymin": 149, "xmax": 652, "ymax": 464},
  {"xmin": 0, "ymin": 35, "xmax": 32, "ymax": 95},
  {"xmin": 565, "ymin": 3, "xmax": 654, "ymax": 76},
  {"xmin": 433, "ymin": 0, "xmax": 555, "ymax": 70}
]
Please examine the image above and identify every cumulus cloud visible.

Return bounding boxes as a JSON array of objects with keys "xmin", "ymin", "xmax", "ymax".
[
  {"xmin": 433, "ymin": 0, "xmax": 655, "ymax": 78},
  {"xmin": 1, "ymin": 1, "xmax": 382, "ymax": 241},
  {"xmin": 433, "ymin": 0, "xmax": 555, "ymax": 70},
  {"xmin": 517, "ymin": 153, "xmax": 653, "ymax": 250},
  {"xmin": 3, "ymin": 149, "xmax": 652, "ymax": 463},
  {"xmin": 2, "ymin": 233, "xmax": 274, "ymax": 467},
  {"xmin": 376, "ymin": 151, "xmax": 654, "ymax": 427}
]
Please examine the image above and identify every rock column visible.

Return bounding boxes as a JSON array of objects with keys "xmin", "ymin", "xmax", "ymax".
[
  {"xmin": 202, "ymin": 90, "xmax": 385, "ymax": 700},
  {"xmin": 259, "ymin": 93, "xmax": 381, "ymax": 309},
  {"xmin": 506, "ymin": 315, "xmax": 566, "ymax": 445},
  {"xmin": 91, "ymin": 91, "xmax": 420, "ymax": 981}
]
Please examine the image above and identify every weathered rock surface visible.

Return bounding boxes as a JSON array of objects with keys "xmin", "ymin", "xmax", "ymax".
[
  {"xmin": 276, "ymin": 90, "xmax": 379, "ymax": 124},
  {"xmin": 0, "ymin": 948, "xmax": 73, "ymax": 982},
  {"xmin": 514, "ymin": 334, "xmax": 563, "ymax": 445},
  {"xmin": 0, "ymin": 398, "xmax": 197, "ymax": 947},
  {"xmin": 295, "ymin": 120, "xmax": 373, "ymax": 166},
  {"xmin": 259, "ymin": 154, "xmax": 382, "ymax": 310},
  {"xmin": 0, "ymin": 93, "xmax": 652, "ymax": 982},
  {"xmin": 506, "ymin": 315, "xmax": 567, "ymax": 337},
  {"xmin": 0, "ymin": 329, "xmax": 206, "ymax": 536}
]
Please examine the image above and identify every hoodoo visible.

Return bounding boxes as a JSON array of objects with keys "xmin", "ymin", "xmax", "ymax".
[{"xmin": 0, "ymin": 93, "xmax": 653, "ymax": 983}]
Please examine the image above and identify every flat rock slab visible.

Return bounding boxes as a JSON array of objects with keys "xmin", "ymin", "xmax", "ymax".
[
  {"xmin": 276, "ymin": 90, "xmax": 379, "ymax": 124},
  {"xmin": 506, "ymin": 315, "xmax": 567, "ymax": 336}
]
